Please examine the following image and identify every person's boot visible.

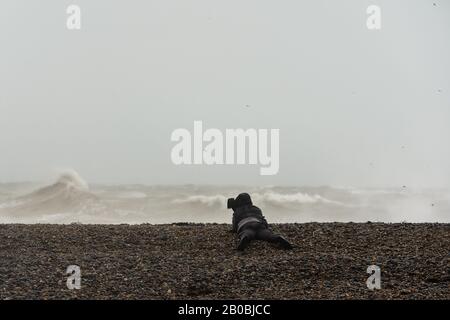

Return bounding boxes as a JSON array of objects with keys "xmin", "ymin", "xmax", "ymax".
[
  {"xmin": 237, "ymin": 235, "xmax": 251, "ymax": 251},
  {"xmin": 275, "ymin": 235, "xmax": 293, "ymax": 250}
]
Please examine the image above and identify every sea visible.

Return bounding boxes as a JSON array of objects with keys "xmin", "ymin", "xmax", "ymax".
[{"xmin": 0, "ymin": 171, "xmax": 448, "ymax": 224}]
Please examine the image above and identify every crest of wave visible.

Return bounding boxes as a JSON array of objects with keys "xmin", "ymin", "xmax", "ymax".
[
  {"xmin": 253, "ymin": 192, "xmax": 343, "ymax": 206},
  {"xmin": 172, "ymin": 195, "xmax": 227, "ymax": 208},
  {"xmin": 54, "ymin": 169, "xmax": 89, "ymax": 191},
  {"xmin": 171, "ymin": 191, "xmax": 342, "ymax": 211}
]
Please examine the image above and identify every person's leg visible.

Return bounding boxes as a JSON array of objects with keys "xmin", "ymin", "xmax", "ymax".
[
  {"xmin": 237, "ymin": 226, "xmax": 256, "ymax": 251},
  {"xmin": 256, "ymin": 227, "xmax": 293, "ymax": 249},
  {"xmin": 239, "ymin": 227, "xmax": 256, "ymax": 240},
  {"xmin": 255, "ymin": 227, "xmax": 278, "ymax": 242}
]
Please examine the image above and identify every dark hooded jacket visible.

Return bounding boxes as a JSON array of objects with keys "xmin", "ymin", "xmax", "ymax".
[{"xmin": 231, "ymin": 193, "xmax": 268, "ymax": 233}]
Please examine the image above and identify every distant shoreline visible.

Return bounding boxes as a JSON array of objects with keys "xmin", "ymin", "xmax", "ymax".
[{"xmin": 1, "ymin": 223, "xmax": 449, "ymax": 299}]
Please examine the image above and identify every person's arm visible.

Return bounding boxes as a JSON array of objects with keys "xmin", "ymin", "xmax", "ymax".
[
  {"xmin": 262, "ymin": 216, "xmax": 269, "ymax": 228},
  {"xmin": 232, "ymin": 212, "xmax": 237, "ymax": 233},
  {"xmin": 255, "ymin": 206, "xmax": 269, "ymax": 228}
]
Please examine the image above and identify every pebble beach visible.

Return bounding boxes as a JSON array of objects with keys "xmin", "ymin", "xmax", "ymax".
[{"xmin": 0, "ymin": 223, "xmax": 448, "ymax": 299}]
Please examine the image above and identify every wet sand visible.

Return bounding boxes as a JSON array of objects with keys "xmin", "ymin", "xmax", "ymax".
[{"xmin": 0, "ymin": 223, "xmax": 449, "ymax": 299}]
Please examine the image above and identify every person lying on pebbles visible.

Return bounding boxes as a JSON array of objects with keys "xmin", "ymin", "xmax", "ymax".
[{"xmin": 227, "ymin": 193, "xmax": 293, "ymax": 251}]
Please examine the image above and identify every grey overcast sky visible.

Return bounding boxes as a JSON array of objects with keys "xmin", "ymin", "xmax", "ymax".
[{"xmin": 0, "ymin": 0, "xmax": 449, "ymax": 187}]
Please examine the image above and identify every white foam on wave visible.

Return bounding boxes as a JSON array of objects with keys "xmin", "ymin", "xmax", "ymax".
[
  {"xmin": 171, "ymin": 191, "xmax": 342, "ymax": 209},
  {"xmin": 253, "ymin": 192, "xmax": 343, "ymax": 206},
  {"xmin": 54, "ymin": 169, "xmax": 89, "ymax": 191},
  {"xmin": 172, "ymin": 195, "xmax": 227, "ymax": 208},
  {"xmin": 117, "ymin": 191, "xmax": 148, "ymax": 199},
  {"xmin": 0, "ymin": 199, "xmax": 26, "ymax": 209}
]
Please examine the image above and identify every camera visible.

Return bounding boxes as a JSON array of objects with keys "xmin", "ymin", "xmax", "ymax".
[{"xmin": 227, "ymin": 198, "xmax": 236, "ymax": 209}]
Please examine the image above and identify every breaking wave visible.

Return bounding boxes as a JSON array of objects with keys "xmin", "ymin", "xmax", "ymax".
[
  {"xmin": 171, "ymin": 192, "xmax": 342, "ymax": 209},
  {"xmin": 172, "ymin": 195, "xmax": 227, "ymax": 208},
  {"xmin": 0, "ymin": 170, "xmax": 105, "ymax": 220},
  {"xmin": 252, "ymin": 192, "xmax": 344, "ymax": 206},
  {"xmin": 54, "ymin": 169, "xmax": 89, "ymax": 191}
]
